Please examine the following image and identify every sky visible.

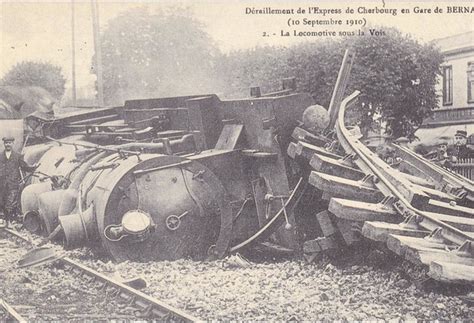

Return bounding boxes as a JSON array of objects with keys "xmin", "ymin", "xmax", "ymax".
[{"xmin": 0, "ymin": 0, "xmax": 473, "ymax": 93}]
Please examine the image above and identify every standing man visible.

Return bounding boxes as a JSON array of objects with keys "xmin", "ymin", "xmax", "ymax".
[
  {"xmin": 453, "ymin": 130, "xmax": 474, "ymax": 160},
  {"xmin": 0, "ymin": 136, "xmax": 37, "ymax": 228}
]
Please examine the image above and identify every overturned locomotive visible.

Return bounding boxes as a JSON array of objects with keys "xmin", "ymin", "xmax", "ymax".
[{"xmin": 20, "ymin": 82, "xmax": 328, "ymax": 262}]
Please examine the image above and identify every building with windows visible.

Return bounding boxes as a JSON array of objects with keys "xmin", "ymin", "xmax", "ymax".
[
  {"xmin": 438, "ymin": 31, "xmax": 474, "ymax": 110},
  {"xmin": 414, "ymin": 31, "xmax": 474, "ymax": 147}
]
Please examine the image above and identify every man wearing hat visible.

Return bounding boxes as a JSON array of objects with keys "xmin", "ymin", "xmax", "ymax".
[
  {"xmin": 453, "ymin": 130, "xmax": 474, "ymax": 159},
  {"xmin": 0, "ymin": 136, "xmax": 37, "ymax": 228}
]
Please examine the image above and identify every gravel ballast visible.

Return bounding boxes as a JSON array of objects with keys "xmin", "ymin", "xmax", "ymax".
[
  {"xmin": 2, "ymin": 227, "xmax": 472, "ymax": 321},
  {"xmin": 83, "ymin": 250, "xmax": 473, "ymax": 321}
]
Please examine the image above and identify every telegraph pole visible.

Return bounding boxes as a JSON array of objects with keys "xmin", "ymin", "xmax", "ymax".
[
  {"xmin": 91, "ymin": 0, "xmax": 104, "ymax": 107},
  {"xmin": 71, "ymin": 0, "xmax": 77, "ymax": 106}
]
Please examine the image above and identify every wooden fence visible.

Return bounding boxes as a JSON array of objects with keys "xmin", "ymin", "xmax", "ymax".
[{"xmin": 451, "ymin": 158, "xmax": 474, "ymax": 180}]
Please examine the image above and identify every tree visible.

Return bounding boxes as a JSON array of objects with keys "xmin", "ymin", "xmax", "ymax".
[
  {"xmin": 1, "ymin": 61, "xmax": 66, "ymax": 99},
  {"xmin": 217, "ymin": 46, "xmax": 292, "ymax": 98},
  {"xmin": 343, "ymin": 28, "xmax": 443, "ymax": 138},
  {"xmin": 94, "ymin": 7, "xmax": 222, "ymax": 105},
  {"xmin": 219, "ymin": 27, "xmax": 443, "ymax": 138}
]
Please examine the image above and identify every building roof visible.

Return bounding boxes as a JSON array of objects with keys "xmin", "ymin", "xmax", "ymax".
[{"xmin": 433, "ymin": 31, "xmax": 474, "ymax": 56}]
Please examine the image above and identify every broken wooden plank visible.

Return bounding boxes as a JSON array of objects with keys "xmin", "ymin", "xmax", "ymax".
[
  {"xmin": 328, "ymin": 198, "xmax": 401, "ymax": 222},
  {"xmin": 335, "ymin": 218, "xmax": 360, "ymax": 245},
  {"xmin": 315, "ymin": 210, "xmax": 337, "ymax": 237},
  {"xmin": 309, "ymin": 171, "xmax": 384, "ymax": 203},
  {"xmin": 310, "ymin": 153, "xmax": 364, "ymax": 181},
  {"xmin": 362, "ymin": 221, "xmax": 429, "ymax": 243},
  {"xmin": 303, "ymin": 236, "xmax": 338, "ymax": 253},
  {"xmin": 429, "ymin": 261, "xmax": 474, "ymax": 284}
]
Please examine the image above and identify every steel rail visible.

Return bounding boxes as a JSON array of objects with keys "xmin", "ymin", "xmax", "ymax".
[
  {"xmin": 0, "ymin": 299, "xmax": 26, "ymax": 323},
  {"xmin": 336, "ymin": 91, "xmax": 473, "ymax": 247},
  {"xmin": 0, "ymin": 228, "xmax": 199, "ymax": 322},
  {"xmin": 393, "ymin": 143, "xmax": 474, "ymax": 200}
]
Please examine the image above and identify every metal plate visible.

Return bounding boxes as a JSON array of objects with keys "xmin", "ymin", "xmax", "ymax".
[{"xmin": 17, "ymin": 246, "xmax": 59, "ymax": 268}]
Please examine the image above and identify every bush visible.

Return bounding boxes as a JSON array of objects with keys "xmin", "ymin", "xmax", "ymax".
[{"xmin": 1, "ymin": 61, "xmax": 66, "ymax": 100}]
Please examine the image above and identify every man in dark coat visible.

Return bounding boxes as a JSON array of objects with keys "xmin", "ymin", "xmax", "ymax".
[
  {"xmin": 0, "ymin": 136, "xmax": 37, "ymax": 228},
  {"xmin": 453, "ymin": 130, "xmax": 474, "ymax": 160}
]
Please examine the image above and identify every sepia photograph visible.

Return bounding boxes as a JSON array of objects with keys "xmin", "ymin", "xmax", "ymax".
[{"xmin": 0, "ymin": 0, "xmax": 473, "ymax": 321}]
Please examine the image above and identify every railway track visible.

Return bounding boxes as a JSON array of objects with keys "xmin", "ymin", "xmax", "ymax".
[
  {"xmin": 289, "ymin": 91, "xmax": 474, "ymax": 285},
  {"xmin": 1, "ymin": 298, "xmax": 26, "ymax": 322},
  {"xmin": 0, "ymin": 227, "xmax": 199, "ymax": 322}
]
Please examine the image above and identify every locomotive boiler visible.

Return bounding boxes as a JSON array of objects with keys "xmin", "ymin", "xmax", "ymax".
[{"xmin": 20, "ymin": 80, "xmax": 328, "ymax": 262}]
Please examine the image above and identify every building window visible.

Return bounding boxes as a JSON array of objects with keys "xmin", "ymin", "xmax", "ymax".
[
  {"xmin": 468, "ymin": 62, "xmax": 474, "ymax": 103},
  {"xmin": 443, "ymin": 65, "xmax": 453, "ymax": 106}
]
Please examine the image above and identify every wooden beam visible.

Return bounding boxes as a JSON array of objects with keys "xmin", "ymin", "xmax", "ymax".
[
  {"xmin": 421, "ymin": 211, "xmax": 474, "ymax": 233},
  {"xmin": 291, "ymin": 127, "xmax": 330, "ymax": 146},
  {"xmin": 287, "ymin": 142, "xmax": 299, "ymax": 159},
  {"xmin": 423, "ymin": 199, "xmax": 474, "ymax": 219},
  {"xmin": 293, "ymin": 140, "xmax": 342, "ymax": 161},
  {"xmin": 429, "ymin": 261, "xmax": 474, "ymax": 284},
  {"xmin": 303, "ymin": 236, "xmax": 338, "ymax": 253},
  {"xmin": 326, "ymin": 49, "xmax": 355, "ymax": 130},
  {"xmin": 329, "ymin": 198, "xmax": 400, "ymax": 222},
  {"xmin": 310, "ymin": 153, "xmax": 364, "ymax": 181},
  {"xmin": 309, "ymin": 171, "xmax": 384, "ymax": 203},
  {"xmin": 386, "ymin": 234, "xmax": 451, "ymax": 259},
  {"xmin": 399, "ymin": 171, "xmax": 436, "ymax": 189},
  {"xmin": 315, "ymin": 210, "xmax": 337, "ymax": 237},
  {"xmin": 384, "ymin": 232, "xmax": 474, "ymax": 269},
  {"xmin": 362, "ymin": 221, "xmax": 429, "ymax": 243},
  {"xmin": 411, "ymin": 183, "xmax": 458, "ymax": 203},
  {"xmin": 355, "ymin": 147, "xmax": 431, "ymax": 209},
  {"xmin": 406, "ymin": 248, "xmax": 474, "ymax": 267},
  {"xmin": 336, "ymin": 218, "xmax": 360, "ymax": 245},
  {"xmin": 397, "ymin": 160, "xmax": 437, "ymax": 185}
]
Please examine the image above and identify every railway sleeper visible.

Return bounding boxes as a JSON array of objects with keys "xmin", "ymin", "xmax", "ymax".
[
  {"xmin": 296, "ymin": 90, "xmax": 474, "ymax": 285},
  {"xmin": 328, "ymin": 198, "xmax": 401, "ymax": 223},
  {"xmin": 423, "ymin": 199, "xmax": 474, "ymax": 219},
  {"xmin": 309, "ymin": 171, "xmax": 384, "ymax": 203},
  {"xmin": 288, "ymin": 140, "xmax": 343, "ymax": 162},
  {"xmin": 309, "ymin": 153, "xmax": 364, "ymax": 181},
  {"xmin": 361, "ymin": 220, "xmax": 474, "ymax": 284}
]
